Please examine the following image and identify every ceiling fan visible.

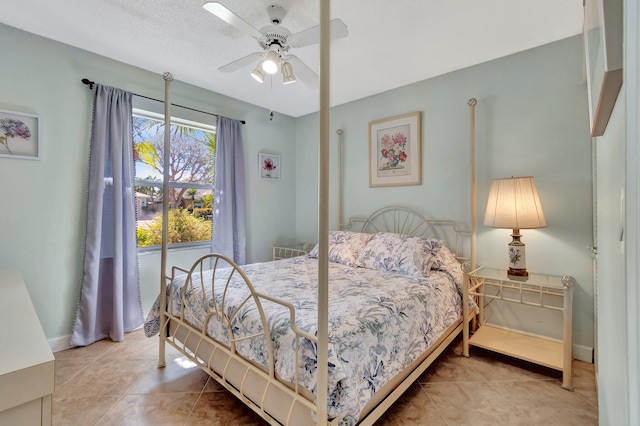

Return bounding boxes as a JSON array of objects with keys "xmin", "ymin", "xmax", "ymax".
[{"xmin": 203, "ymin": 2, "xmax": 348, "ymax": 89}]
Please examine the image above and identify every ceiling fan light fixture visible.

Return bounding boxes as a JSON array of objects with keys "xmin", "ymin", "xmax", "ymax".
[
  {"xmin": 207, "ymin": 3, "xmax": 349, "ymax": 91},
  {"xmin": 262, "ymin": 50, "xmax": 280, "ymax": 74},
  {"xmin": 281, "ymin": 61, "xmax": 296, "ymax": 84},
  {"xmin": 250, "ymin": 66, "xmax": 265, "ymax": 83}
]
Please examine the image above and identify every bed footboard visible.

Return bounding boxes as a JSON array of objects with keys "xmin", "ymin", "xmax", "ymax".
[{"xmin": 158, "ymin": 253, "xmax": 328, "ymax": 426}]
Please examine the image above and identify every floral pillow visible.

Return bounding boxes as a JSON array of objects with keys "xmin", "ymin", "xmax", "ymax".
[
  {"xmin": 429, "ymin": 243, "xmax": 458, "ymax": 272},
  {"xmin": 307, "ymin": 231, "xmax": 373, "ymax": 267},
  {"xmin": 428, "ymin": 242, "xmax": 465, "ymax": 294},
  {"xmin": 355, "ymin": 232, "xmax": 442, "ymax": 277}
]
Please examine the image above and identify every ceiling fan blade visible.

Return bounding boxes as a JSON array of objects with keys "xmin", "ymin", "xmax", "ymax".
[
  {"xmin": 285, "ymin": 55, "xmax": 318, "ymax": 90},
  {"xmin": 203, "ymin": 2, "xmax": 263, "ymax": 39},
  {"xmin": 289, "ymin": 19, "xmax": 349, "ymax": 48},
  {"xmin": 218, "ymin": 52, "xmax": 264, "ymax": 73}
]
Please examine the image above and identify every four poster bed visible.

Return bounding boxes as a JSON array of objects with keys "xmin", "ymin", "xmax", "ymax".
[{"xmin": 146, "ymin": 3, "xmax": 479, "ymax": 424}]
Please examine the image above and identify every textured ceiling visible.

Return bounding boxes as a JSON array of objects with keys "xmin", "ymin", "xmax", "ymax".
[{"xmin": 1, "ymin": 0, "xmax": 584, "ymax": 117}]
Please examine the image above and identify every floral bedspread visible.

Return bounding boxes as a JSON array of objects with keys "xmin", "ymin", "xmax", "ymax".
[{"xmin": 145, "ymin": 255, "xmax": 464, "ymax": 425}]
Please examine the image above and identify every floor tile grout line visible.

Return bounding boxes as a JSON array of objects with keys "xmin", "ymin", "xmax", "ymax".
[
  {"xmin": 53, "ymin": 359, "xmax": 89, "ymax": 394},
  {"xmin": 421, "ymin": 377, "xmax": 570, "ymax": 389},
  {"xmin": 92, "ymin": 393, "xmax": 126, "ymax": 426},
  {"xmin": 54, "ymin": 364, "xmax": 160, "ymax": 399},
  {"xmin": 53, "ymin": 356, "xmax": 102, "ymax": 392},
  {"xmin": 470, "ymin": 353, "xmax": 569, "ymax": 385},
  {"xmin": 418, "ymin": 381, "xmax": 451, "ymax": 426},
  {"xmin": 183, "ymin": 377, "xmax": 210, "ymax": 426}
]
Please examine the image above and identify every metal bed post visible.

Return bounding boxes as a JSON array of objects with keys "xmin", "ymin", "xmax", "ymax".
[
  {"xmin": 469, "ymin": 98, "xmax": 477, "ymax": 271},
  {"xmin": 463, "ymin": 98, "xmax": 477, "ymax": 358},
  {"xmin": 317, "ymin": 0, "xmax": 330, "ymax": 423},
  {"xmin": 336, "ymin": 128, "xmax": 343, "ymax": 228},
  {"xmin": 561, "ymin": 275, "xmax": 575, "ymax": 390},
  {"xmin": 158, "ymin": 71, "xmax": 173, "ymax": 369}
]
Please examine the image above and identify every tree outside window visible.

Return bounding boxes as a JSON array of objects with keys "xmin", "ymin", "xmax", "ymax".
[{"xmin": 133, "ymin": 113, "xmax": 215, "ymax": 248}]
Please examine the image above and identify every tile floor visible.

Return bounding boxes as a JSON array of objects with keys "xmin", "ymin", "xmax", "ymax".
[{"xmin": 53, "ymin": 329, "xmax": 598, "ymax": 425}]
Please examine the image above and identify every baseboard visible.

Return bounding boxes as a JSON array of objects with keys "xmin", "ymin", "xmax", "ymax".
[
  {"xmin": 573, "ymin": 343, "xmax": 593, "ymax": 363},
  {"xmin": 49, "ymin": 335, "xmax": 72, "ymax": 353}
]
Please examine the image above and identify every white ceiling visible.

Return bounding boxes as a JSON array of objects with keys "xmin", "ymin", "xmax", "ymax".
[{"xmin": 2, "ymin": 0, "xmax": 583, "ymax": 118}]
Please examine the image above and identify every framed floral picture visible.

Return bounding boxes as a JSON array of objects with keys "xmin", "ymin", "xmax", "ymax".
[
  {"xmin": 259, "ymin": 152, "xmax": 280, "ymax": 180},
  {"xmin": 369, "ymin": 112, "xmax": 421, "ymax": 187},
  {"xmin": 0, "ymin": 109, "xmax": 41, "ymax": 160}
]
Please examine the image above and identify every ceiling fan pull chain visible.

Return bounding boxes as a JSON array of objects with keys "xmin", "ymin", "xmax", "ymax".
[{"xmin": 269, "ymin": 76, "xmax": 274, "ymax": 121}]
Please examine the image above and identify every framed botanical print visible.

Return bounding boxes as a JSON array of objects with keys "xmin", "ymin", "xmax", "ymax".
[
  {"xmin": 259, "ymin": 152, "xmax": 280, "ymax": 180},
  {"xmin": 0, "ymin": 109, "xmax": 41, "ymax": 160},
  {"xmin": 369, "ymin": 112, "xmax": 421, "ymax": 187}
]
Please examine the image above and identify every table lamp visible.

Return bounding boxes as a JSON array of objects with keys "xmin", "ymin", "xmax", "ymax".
[{"xmin": 484, "ymin": 176, "xmax": 546, "ymax": 277}]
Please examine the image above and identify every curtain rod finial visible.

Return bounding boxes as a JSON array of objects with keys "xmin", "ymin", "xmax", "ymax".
[
  {"xmin": 163, "ymin": 72, "xmax": 174, "ymax": 81},
  {"xmin": 81, "ymin": 78, "xmax": 95, "ymax": 89},
  {"xmin": 468, "ymin": 98, "xmax": 477, "ymax": 106}
]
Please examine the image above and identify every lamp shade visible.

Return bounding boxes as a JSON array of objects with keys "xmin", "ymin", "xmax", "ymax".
[
  {"xmin": 281, "ymin": 61, "xmax": 296, "ymax": 84},
  {"xmin": 484, "ymin": 176, "xmax": 547, "ymax": 229},
  {"xmin": 250, "ymin": 66, "xmax": 265, "ymax": 83}
]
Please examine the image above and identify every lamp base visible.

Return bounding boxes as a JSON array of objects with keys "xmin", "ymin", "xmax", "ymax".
[
  {"xmin": 508, "ymin": 229, "xmax": 528, "ymax": 276},
  {"xmin": 508, "ymin": 267, "xmax": 529, "ymax": 277}
]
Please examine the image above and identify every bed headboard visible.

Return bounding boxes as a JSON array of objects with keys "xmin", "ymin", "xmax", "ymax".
[{"xmin": 342, "ymin": 205, "xmax": 471, "ymax": 265}]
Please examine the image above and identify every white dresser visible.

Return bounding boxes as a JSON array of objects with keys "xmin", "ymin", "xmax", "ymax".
[{"xmin": 0, "ymin": 270, "xmax": 54, "ymax": 425}]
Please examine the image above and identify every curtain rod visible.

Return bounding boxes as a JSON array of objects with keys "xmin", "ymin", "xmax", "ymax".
[{"xmin": 81, "ymin": 78, "xmax": 246, "ymax": 124}]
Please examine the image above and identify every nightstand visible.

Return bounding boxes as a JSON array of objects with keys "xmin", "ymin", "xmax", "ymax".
[
  {"xmin": 462, "ymin": 267, "xmax": 575, "ymax": 390},
  {"xmin": 272, "ymin": 241, "xmax": 311, "ymax": 261}
]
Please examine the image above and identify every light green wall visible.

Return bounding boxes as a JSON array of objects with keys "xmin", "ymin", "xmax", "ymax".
[
  {"xmin": 295, "ymin": 36, "xmax": 595, "ymax": 354},
  {"xmin": 594, "ymin": 88, "xmax": 627, "ymax": 424},
  {"xmin": 0, "ymin": 23, "xmax": 298, "ymax": 341}
]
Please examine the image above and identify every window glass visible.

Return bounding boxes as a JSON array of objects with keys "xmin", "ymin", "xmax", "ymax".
[{"xmin": 133, "ymin": 111, "xmax": 215, "ymax": 248}]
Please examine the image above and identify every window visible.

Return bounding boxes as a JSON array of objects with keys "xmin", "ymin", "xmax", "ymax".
[{"xmin": 133, "ymin": 109, "xmax": 215, "ymax": 248}]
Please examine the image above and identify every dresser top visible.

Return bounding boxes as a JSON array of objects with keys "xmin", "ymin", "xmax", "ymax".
[{"xmin": 0, "ymin": 269, "xmax": 54, "ymax": 377}]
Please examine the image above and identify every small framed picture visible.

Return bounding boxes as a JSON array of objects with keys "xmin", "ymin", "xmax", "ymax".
[
  {"xmin": 259, "ymin": 152, "xmax": 280, "ymax": 180},
  {"xmin": 0, "ymin": 109, "xmax": 41, "ymax": 160},
  {"xmin": 369, "ymin": 112, "xmax": 421, "ymax": 187}
]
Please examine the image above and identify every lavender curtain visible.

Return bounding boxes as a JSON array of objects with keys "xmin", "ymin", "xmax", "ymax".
[
  {"xmin": 70, "ymin": 84, "xmax": 143, "ymax": 346},
  {"xmin": 212, "ymin": 116, "xmax": 246, "ymax": 264}
]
